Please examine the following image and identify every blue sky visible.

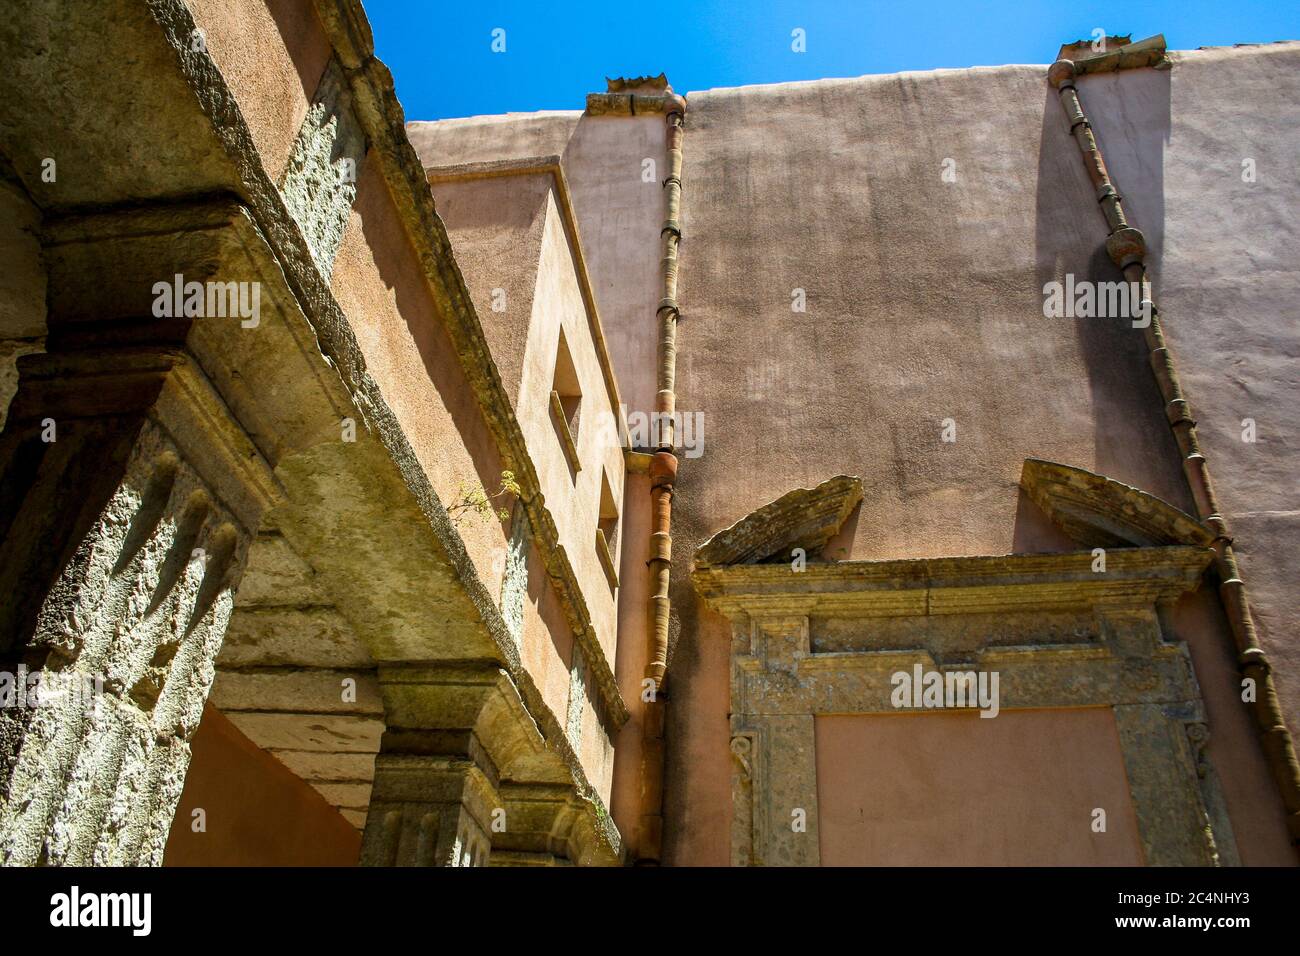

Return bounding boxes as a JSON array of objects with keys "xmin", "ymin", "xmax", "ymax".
[{"xmin": 366, "ymin": 1, "xmax": 1300, "ymax": 121}]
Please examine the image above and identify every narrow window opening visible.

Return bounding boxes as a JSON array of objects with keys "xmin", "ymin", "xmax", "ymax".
[
  {"xmin": 550, "ymin": 327, "xmax": 582, "ymax": 476},
  {"xmin": 596, "ymin": 467, "xmax": 620, "ymax": 593}
]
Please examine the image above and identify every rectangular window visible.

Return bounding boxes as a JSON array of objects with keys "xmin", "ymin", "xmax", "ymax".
[
  {"xmin": 550, "ymin": 327, "xmax": 582, "ymax": 477},
  {"xmin": 596, "ymin": 468, "xmax": 619, "ymax": 593}
]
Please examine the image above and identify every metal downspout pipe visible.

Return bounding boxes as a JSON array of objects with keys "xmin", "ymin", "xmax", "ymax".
[
  {"xmin": 637, "ymin": 92, "xmax": 686, "ymax": 863},
  {"xmin": 1049, "ymin": 35, "xmax": 1300, "ymax": 853}
]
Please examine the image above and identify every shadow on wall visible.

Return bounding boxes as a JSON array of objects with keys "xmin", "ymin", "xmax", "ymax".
[
  {"xmin": 820, "ymin": 499, "xmax": 863, "ymax": 563},
  {"xmin": 264, "ymin": 0, "xmax": 333, "ymax": 108},
  {"xmin": 1010, "ymin": 488, "xmax": 1079, "ymax": 554},
  {"xmin": 351, "ymin": 162, "xmax": 511, "ymax": 544},
  {"xmin": 165, "ymin": 705, "xmax": 361, "ymax": 866},
  {"xmin": 1032, "ymin": 70, "xmax": 1190, "ymax": 511}
]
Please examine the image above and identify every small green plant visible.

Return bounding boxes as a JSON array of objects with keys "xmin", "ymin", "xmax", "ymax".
[{"xmin": 447, "ymin": 470, "xmax": 521, "ymax": 527}]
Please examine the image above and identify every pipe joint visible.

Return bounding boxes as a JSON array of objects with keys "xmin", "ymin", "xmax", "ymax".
[
  {"xmin": 1048, "ymin": 59, "xmax": 1077, "ymax": 89},
  {"xmin": 1105, "ymin": 226, "xmax": 1147, "ymax": 270},
  {"xmin": 649, "ymin": 531, "xmax": 672, "ymax": 563},
  {"xmin": 1165, "ymin": 398, "xmax": 1194, "ymax": 427},
  {"xmin": 649, "ymin": 451, "xmax": 678, "ymax": 485},
  {"xmin": 1239, "ymin": 646, "xmax": 1271, "ymax": 675},
  {"xmin": 1204, "ymin": 513, "xmax": 1231, "ymax": 541}
]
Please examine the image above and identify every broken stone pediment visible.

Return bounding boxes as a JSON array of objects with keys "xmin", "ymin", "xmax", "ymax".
[
  {"xmin": 1020, "ymin": 458, "xmax": 1213, "ymax": 549},
  {"xmin": 605, "ymin": 74, "xmax": 670, "ymax": 93},
  {"xmin": 693, "ymin": 475, "xmax": 862, "ymax": 569}
]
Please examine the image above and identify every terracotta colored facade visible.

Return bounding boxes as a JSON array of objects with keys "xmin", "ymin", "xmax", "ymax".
[{"xmin": 0, "ymin": 2, "xmax": 1295, "ymax": 866}]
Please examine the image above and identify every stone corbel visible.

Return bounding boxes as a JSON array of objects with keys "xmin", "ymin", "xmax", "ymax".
[
  {"xmin": 493, "ymin": 781, "xmax": 617, "ymax": 866},
  {"xmin": 360, "ymin": 664, "xmax": 620, "ymax": 867}
]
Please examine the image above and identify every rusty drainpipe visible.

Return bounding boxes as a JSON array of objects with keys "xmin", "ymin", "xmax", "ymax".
[
  {"xmin": 1049, "ymin": 34, "xmax": 1300, "ymax": 852},
  {"xmin": 636, "ymin": 91, "xmax": 687, "ymax": 864}
]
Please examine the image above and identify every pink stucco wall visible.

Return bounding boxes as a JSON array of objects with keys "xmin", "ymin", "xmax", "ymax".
[
  {"xmin": 815, "ymin": 708, "xmax": 1144, "ymax": 865},
  {"xmin": 187, "ymin": 0, "xmax": 332, "ymax": 183}
]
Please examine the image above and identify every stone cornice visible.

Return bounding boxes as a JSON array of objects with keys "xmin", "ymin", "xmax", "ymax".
[
  {"xmin": 308, "ymin": 1, "xmax": 628, "ymax": 730},
  {"xmin": 693, "ymin": 547, "xmax": 1214, "ymax": 617},
  {"xmin": 694, "ymin": 475, "xmax": 863, "ymax": 568}
]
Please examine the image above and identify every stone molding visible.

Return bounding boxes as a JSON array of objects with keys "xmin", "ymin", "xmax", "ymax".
[
  {"xmin": 694, "ymin": 475, "xmax": 863, "ymax": 568},
  {"xmin": 279, "ymin": 56, "xmax": 368, "ymax": 280},
  {"xmin": 305, "ymin": 2, "xmax": 628, "ymax": 729},
  {"xmin": 1021, "ymin": 458, "xmax": 1214, "ymax": 549},
  {"xmin": 360, "ymin": 663, "xmax": 620, "ymax": 866},
  {"xmin": 111, "ymin": 0, "xmax": 627, "ymax": 856},
  {"xmin": 695, "ymin": 545, "xmax": 1237, "ymax": 866}
]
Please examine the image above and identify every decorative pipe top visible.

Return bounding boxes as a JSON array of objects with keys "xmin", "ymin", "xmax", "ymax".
[{"xmin": 1048, "ymin": 33, "xmax": 1169, "ymax": 87}]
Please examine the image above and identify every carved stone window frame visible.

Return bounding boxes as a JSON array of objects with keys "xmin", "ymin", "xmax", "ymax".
[{"xmin": 694, "ymin": 546, "xmax": 1238, "ymax": 867}]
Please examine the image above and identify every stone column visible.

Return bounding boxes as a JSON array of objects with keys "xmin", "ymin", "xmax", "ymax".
[
  {"xmin": 359, "ymin": 665, "xmax": 511, "ymax": 867},
  {"xmin": 359, "ymin": 665, "xmax": 621, "ymax": 867},
  {"xmin": 0, "ymin": 343, "xmax": 276, "ymax": 865},
  {"xmin": 360, "ymin": 754, "xmax": 496, "ymax": 867}
]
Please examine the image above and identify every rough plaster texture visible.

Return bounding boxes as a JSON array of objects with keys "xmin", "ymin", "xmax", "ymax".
[
  {"xmin": 664, "ymin": 54, "xmax": 1294, "ymax": 865},
  {"xmin": 816, "ymin": 709, "xmax": 1143, "ymax": 865},
  {"xmin": 0, "ymin": 176, "xmax": 44, "ymax": 342},
  {"xmin": 500, "ymin": 506, "xmax": 531, "ymax": 643},
  {"xmin": 280, "ymin": 56, "xmax": 368, "ymax": 278},
  {"xmin": 0, "ymin": 409, "xmax": 257, "ymax": 866},
  {"xmin": 0, "ymin": 171, "xmax": 45, "ymax": 432},
  {"xmin": 187, "ymin": 0, "xmax": 333, "ymax": 183},
  {"xmin": 0, "ymin": 0, "xmax": 239, "ymax": 207}
]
